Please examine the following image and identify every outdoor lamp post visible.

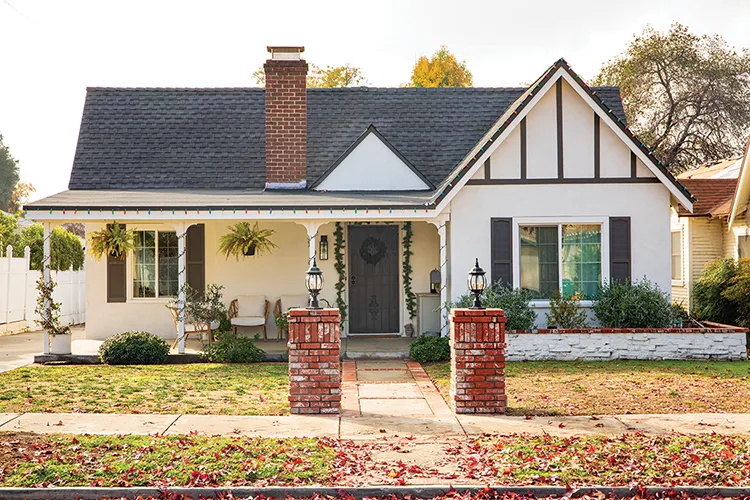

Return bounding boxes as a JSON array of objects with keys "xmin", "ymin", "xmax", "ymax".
[
  {"xmin": 305, "ymin": 257, "xmax": 324, "ymax": 309},
  {"xmin": 467, "ymin": 258, "xmax": 487, "ymax": 309}
]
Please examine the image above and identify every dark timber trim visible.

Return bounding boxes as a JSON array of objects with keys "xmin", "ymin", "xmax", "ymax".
[
  {"xmin": 594, "ymin": 114, "xmax": 600, "ymax": 178},
  {"xmin": 484, "ymin": 158, "xmax": 491, "ymax": 180},
  {"xmin": 630, "ymin": 152, "xmax": 637, "ymax": 178},
  {"xmin": 520, "ymin": 118, "xmax": 527, "ymax": 180},
  {"xmin": 467, "ymin": 178, "xmax": 660, "ymax": 186},
  {"xmin": 556, "ymin": 80, "xmax": 564, "ymax": 178}
]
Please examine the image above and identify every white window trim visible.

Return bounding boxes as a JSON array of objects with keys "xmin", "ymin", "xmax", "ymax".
[
  {"xmin": 733, "ymin": 226, "xmax": 750, "ymax": 260},
  {"xmin": 670, "ymin": 228, "xmax": 684, "ymax": 286},
  {"xmin": 127, "ymin": 228, "xmax": 179, "ymax": 303},
  {"xmin": 512, "ymin": 216, "xmax": 609, "ymax": 307}
]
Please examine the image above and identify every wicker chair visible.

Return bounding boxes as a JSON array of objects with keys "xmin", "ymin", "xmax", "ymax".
[
  {"xmin": 168, "ymin": 306, "xmax": 217, "ymax": 349},
  {"xmin": 228, "ymin": 295, "xmax": 270, "ymax": 340}
]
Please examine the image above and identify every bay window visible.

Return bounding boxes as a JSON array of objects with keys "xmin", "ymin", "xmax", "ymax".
[
  {"xmin": 133, "ymin": 230, "xmax": 179, "ymax": 298},
  {"xmin": 520, "ymin": 224, "xmax": 602, "ymax": 299}
]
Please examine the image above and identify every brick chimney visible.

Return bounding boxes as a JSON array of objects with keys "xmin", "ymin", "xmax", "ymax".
[{"xmin": 264, "ymin": 46, "xmax": 308, "ymax": 190}]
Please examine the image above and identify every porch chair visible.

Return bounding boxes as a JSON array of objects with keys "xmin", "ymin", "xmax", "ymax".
[
  {"xmin": 228, "ymin": 295, "xmax": 271, "ymax": 340},
  {"xmin": 273, "ymin": 294, "xmax": 309, "ymax": 341},
  {"xmin": 168, "ymin": 306, "xmax": 219, "ymax": 349}
]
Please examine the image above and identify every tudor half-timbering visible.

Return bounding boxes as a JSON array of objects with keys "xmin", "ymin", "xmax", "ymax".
[{"xmin": 25, "ymin": 46, "xmax": 695, "ymax": 352}]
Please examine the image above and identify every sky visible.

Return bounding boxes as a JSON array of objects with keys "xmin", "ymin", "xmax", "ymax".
[{"xmin": 1, "ymin": 0, "xmax": 749, "ymax": 202}]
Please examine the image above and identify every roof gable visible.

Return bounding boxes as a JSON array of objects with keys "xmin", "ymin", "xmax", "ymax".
[
  {"xmin": 312, "ymin": 125, "xmax": 432, "ymax": 191},
  {"xmin": 432, "ymin": 59, "xmax": 695, "ymax": 213}
]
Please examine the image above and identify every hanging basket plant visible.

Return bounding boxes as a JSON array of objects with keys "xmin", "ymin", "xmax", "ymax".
[
  {"xmin": 218, "ymin": 222, "xmax": 278, "ymax": 261},
  {"xmin": 87, "ymin": 222, "xmax": 136, "ymax": 261}
]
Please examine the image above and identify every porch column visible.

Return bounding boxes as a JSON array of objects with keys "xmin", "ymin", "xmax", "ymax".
[
  {"xmin": 429, "ymin": 215, "xmax": 450, "ymax": 337},
  {"xmin": 299, "ymin": 221, "xmax": 323, "ymax": 264},
  {"xmin": 176, "ymin": 222, "xmax": 187, "ymax": 354},
  {"xmin": 42, "ymin": 222, "xmax": 51, "ymax": 354}
]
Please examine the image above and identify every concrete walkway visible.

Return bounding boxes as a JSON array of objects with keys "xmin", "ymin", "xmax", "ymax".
[{"xmin": 0, "ymin": 327, "xmax": 87, "ymax": 373}]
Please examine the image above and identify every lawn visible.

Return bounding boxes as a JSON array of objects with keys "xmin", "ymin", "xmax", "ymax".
[
  {"xmin": 425, "ymin": 360, "xmax": 750, "ymax": 415},
  {"xmin": 0, "ymin": 364, "xmax": 289, "ymax": 415},
  {"xmin": 1, "ymin": 432, "xmax": 749, "ymax": 487}
]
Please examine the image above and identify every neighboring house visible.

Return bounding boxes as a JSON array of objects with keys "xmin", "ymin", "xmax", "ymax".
[
  {"xmin": 25, "ymin": 46, "xmax": 695, "ymax": 350},
  {"xmin": 671, "ymin": 143, "xmax": 750, "ymax": 309}
]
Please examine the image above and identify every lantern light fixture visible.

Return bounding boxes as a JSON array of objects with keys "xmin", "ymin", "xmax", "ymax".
[
  {"xmin": 319, "ymin": 235, "xmax": 329, "ymax": 261},
  {"xmin": 305, "ymin": 257, "xmax": 324, "ymax": 309},
  {"xmin": 467, "ymin": 258, "xmax": 487, "ymax": 309}
]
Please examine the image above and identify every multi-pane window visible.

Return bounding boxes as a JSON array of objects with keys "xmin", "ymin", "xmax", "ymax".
[
  {"xmin": 671, "ymin": 231, "xmax": 683, "ymax": 280},
  {"xmin": 520, "ymin": 224, "xmax": 602, "ymax": 299},
  {"xmin": 739, "ymin": 236, "xmax": 750, "ymax": 259},
  {"xmin": 133, "ymin": 230, "xmax": 178, "ymax": 298}
]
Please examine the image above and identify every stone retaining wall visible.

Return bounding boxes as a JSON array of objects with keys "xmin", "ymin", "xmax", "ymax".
[{"xmin": 506, "ymin": 328, "xmax": 747, "ymax": 361}]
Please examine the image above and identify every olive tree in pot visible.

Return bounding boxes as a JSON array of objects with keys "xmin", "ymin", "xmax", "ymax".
[
  {"xmin": 35, "ymin": 275, "xmax": 72, "ymax": 354},
  {"xmin": 218, "ymin": 222, "xmax": 278, "ymax": 260}
]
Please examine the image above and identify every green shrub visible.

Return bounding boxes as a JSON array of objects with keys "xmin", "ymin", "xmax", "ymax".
[
  {"xmin": 449, "ymin": 285, "xmax": 537, "ymax": 330},
  {"xmin": 99, "ymin": 331, "xmax": 170, "ymax": 365},
  {"xmin": 409, "ymin": 335, "xmax": 450, "ymax": 363},
  {"xmin": 593, "ymin": 278, "xmax": 674, "ymax": 328},
  {"xmin": 200, "ymin": 331, "xmax": 265, "ymax": 363},
  {"xmin": 546, "ymin": 290, "xmax": 588, "ymax": 328},
  {"xmin": 711, "ymin": 258, "xmax": 750, "ymax": 327},
  {"xmin": 693, "ymin": 258, "xmax": 741, "ymax": 325}
]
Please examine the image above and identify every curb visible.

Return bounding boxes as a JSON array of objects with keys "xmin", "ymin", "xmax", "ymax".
[{"xmin": 2, "ymin": 485, "xmax": 750, "ymax": 499}]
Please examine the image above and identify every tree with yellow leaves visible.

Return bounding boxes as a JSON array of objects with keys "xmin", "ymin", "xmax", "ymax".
[{"xmin": 409, "ymin": 46, "xmax": 473, "ymax": 88}]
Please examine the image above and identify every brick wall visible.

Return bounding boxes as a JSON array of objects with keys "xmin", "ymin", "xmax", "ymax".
[
  {"xmin": 264, "ymin": 58, "xmax": 308, "ymax": 189},
  {"xmin": 450, "ymin": 309, "xmax": 507, "ymax": 414},
  {"xmin": 287, "ymin": 308, "xmax": 341, "ymax": 414}
]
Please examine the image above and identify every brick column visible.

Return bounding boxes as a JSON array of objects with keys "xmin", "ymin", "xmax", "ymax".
[
  {"xmin": 450, "ymin": 309, "xmax": 507, "ymax": 414},
  {"xmin": 287, "ymin": 309, "xmax": 341, "ymax": 414}
]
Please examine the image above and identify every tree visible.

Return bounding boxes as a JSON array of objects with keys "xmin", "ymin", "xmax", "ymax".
[
  {"xmin": 0, "ymin": 135, "xmax": 20, "ymax": 213},
  {"xmin": 19, "ymin": 224, "xmax": 84, "ymax": 271},
  {"xmin": 8, "ymin": 182, "xmax": 34, "ymax": 213},
  {"xmin": 409, "ymin": 46, "xmax": 473, "ymax": 88},
  {"xmin": 252, "ymin": 63, "xmax": 366, "ymax": 88},
  {"xmin": 0, "ymin": 211, "xmax": 20, "ymax": 254},
  {"xmin": 593, "ymin": 23, "xmax": 750, "ymax": 173}
]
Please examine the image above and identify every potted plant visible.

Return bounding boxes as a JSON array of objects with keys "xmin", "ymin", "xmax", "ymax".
[
  {"xmin": 169, "ymin": 284, "xmax": 227, "ymax": 343},
  {"xmin": 218, "ymin": 222, "xmax": 278, "ymax": 260},
  {"xmin": 34, "ymin": 276, "xmax": 72, "ymax": 354},
  {"xmin": 87, "ymin": 222, "xmax": 135, "ymax": 260}
]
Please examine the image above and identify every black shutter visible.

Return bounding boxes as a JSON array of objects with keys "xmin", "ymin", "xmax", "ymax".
[
  {"xmin": 186, "ymin": 224, "xmax": 205, "ymax": 297},
  {"xmin": 107, "ymin": 224, "xmax": 127, "ymax": 303},
  {"xmin": 609, "ymin": 217, "xmax": 631, "ymax": 283},
  {"xmin": 491, "ymin": 218, "xmax": 513, "ymax": 287}
]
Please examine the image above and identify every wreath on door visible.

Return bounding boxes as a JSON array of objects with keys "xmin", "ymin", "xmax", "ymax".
[{"xmin": 359, "ymin": 236, "xmax": 388, "ymax": 265}]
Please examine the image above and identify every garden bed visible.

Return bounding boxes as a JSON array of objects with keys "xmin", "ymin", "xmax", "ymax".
[{"xmin": 424, "ymin": 360, "xmax": 750, "ymax": 415}]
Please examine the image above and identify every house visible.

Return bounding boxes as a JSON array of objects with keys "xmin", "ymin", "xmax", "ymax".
[
  {"xmin": 671, "ymin": 142, "xmax": 750, "ymax": 308},
  {"xmin": 25, "ymin": 46, "xmax": 695, "ymax": 353}
]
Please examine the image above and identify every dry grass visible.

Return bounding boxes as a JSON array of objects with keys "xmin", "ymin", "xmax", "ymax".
[
  {"xmin": 0, "ymin": 363, "xmax": 289, "ymax": 415},
  {"xmin": 424, "ymin": 360, "xmax": 750, "ymax": 415}
]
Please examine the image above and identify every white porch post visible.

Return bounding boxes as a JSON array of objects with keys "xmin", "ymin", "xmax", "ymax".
[
  {"xmin": 176, "ymin": 222, "xmax": 187, "ymax": 354},
  {"xmin": 429, "ymin": 215, "xmax": 450, "ymax": 337},
  {"xmin": 299, "ymin": 221, "xmax": 323, "ymax": 265},
  {"xmin": 43, "ymin": 222, "xmax": 51, "ymax": 354}
]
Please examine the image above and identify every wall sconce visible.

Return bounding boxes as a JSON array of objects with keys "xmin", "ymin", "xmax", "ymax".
[
  {"xmin": 430, "ymin": 268, "xmax": 441, "ymax": 293},
  {"xmin": 319, "ymin": 235, "xmax": 329, "ymax": 260}
]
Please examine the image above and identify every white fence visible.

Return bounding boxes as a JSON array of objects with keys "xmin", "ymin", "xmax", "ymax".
[{"xmin": 0, "ymin": 246, "xmax": 85, "ymax": 333}]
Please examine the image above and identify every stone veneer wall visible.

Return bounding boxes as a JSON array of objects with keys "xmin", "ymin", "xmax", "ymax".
[{"xmin": 506, "ymin": 328, "xmax": 747, "ymax": 361}]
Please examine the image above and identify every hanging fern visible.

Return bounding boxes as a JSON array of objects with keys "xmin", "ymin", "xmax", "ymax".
[
  {"xmin": 217, "ymin": 222, "xmax": 278, "ymax": 261},
  {"xmin": 87, "ymin": 222, "xmax": 135, "ymax": 261},
  {"xmin": 402, "ymin": 221, "xmax": 417, "ymax": 321},
  {"xmin": 334, "ymin": 222, "xmax": 347, "ymax": 323}
]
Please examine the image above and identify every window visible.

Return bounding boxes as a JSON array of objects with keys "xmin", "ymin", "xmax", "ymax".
[
  {"xmin": 519, "ymin": 224, "xmax": 601, "ymax": 299},
  {"xmin": 133, "ymin": 230, "xmax": 178, "ymax": 298},
  {"xmin": 739, "ymin": 236, "xmax": 750, "ymax": 259},
  {"xmin": 671, "ymin": 231, "xmax": 682, "ymax": 280}
]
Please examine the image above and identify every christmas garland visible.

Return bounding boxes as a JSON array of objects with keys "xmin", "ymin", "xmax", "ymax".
[
  {"xmin": 402, "ymin": 222, "xmax": 417, "ymax": 321},
  {"xmin": 333, "ymin": 222, "xmax": 348, "ymax": 323}
]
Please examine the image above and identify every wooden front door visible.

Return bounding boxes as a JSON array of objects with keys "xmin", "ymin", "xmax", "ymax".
[{"xmin": 348, "ymin": 225, "xmax": 400, "ymax": 334}]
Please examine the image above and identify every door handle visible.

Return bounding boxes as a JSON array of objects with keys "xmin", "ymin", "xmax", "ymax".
[{"xmin": 351, "ymin": 275, "xmax": 356, "ymax": 285}]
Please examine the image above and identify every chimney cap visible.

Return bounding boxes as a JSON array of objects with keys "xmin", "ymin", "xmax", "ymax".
[{"xmin": 267, "ymin": 46, "xmax": 305, "ymax": 60}]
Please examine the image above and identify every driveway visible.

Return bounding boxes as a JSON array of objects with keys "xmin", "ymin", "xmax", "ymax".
[{"xmin": 0, "ymin": 326, "xmax": 85, "ymax": 373}]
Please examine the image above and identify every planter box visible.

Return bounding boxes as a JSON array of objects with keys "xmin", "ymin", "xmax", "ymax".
[{"xmin": 50, "ymin": 334, "xmax": 72, "ymax": 355}]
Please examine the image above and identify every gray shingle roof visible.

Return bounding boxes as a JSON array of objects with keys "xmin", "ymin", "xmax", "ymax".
[{"xmin": 68, "ymin": 86, "xmax": 627, "ymax": 191}]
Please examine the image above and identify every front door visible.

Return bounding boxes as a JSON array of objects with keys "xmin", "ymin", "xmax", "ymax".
[{"xmin": 348, "ymin": 225, "xmax": 400, "ymax": 334}]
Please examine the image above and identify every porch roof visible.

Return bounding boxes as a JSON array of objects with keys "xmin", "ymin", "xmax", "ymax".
[{"xmin": 25, "ymin": 188, "xmax": 436, "ymax": 213}]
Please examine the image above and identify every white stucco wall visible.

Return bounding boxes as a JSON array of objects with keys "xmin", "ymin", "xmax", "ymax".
[
  {"xmin": 506, "ymin": 332, "xmax": 747, "ymax": 361},
  {"xmin": 448, "ymin": 183, "xmax": 672, "ymax": 327}
]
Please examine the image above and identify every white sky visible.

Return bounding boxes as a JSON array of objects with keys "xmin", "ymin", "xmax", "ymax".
[{"xmin": 1, "ymin": 0, "xmax": 749, "ymax": 202}]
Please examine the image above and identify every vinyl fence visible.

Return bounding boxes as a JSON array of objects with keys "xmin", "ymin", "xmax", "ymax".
[{"xmin": 0, "ymin": 245, "xmax": 85, "ymax": 333}]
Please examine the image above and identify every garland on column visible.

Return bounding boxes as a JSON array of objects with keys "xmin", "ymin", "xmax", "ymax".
[
  {"xmin": 402, "ymin": 222, "xmax": 417, "ymax": 321},
  {"xmin": 333, "ymin": 222, "xmax": 347, "ymax": 323}
]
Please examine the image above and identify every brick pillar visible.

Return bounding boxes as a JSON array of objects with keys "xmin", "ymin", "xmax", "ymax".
[
  {"xmin": 450, "ymin": 309, "xmax": 507, "ymax": 414},
  {"xmin": 287, "ymin": 308, "xmax": 341, "ymax": 414}
]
